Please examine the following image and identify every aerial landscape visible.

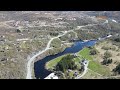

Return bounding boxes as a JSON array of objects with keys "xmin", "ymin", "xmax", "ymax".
[{"xmin": 0, "ymin": 11, "xmax": 120, "ymax": 79}]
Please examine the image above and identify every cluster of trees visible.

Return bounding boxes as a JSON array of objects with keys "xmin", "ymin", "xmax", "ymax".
[
  {"xmin": 59, "ymin": 32, "xmax": 76, "ymax": 41},
  {"xmin": 54, "ymin": 71, "xmax": 64, "ymax": 79},
  {"xmin": 79, "ymin": 65, "xmax": 84, "ymax": 73},
  {"xmin": 114, "ymin": 38, "xmax": 120, "ymax": 42},
  {"xmin": 113, "ymin": 64, "xmax": 120, "ymax": 74},
  {"xmin": 102, "ymin": 58, "xmax": 112, "ymax": 65},
  {"xmin": 55, "ymin": 54, "xmax": 77, "ymax": 72},
  {"xmin": 111, "ymin": 36, "xmax": 120, "ymax": 48},
  {"xmin": 102, "ymin": 51, "xmax": 112, "ymax": 65},
  {"xmin": 89, "ymin": 47, "xmax": 98, "ymax": 55},
  {"xmin": 49, "ymin": 32, "xmax": 59, "ymax": 36}
]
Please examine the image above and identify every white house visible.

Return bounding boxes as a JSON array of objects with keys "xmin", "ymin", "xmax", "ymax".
[{"xmin": 44, "ymin": 73, "xmax": 58, "ymax": 79}]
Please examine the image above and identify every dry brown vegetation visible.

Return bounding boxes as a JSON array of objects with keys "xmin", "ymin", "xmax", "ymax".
[{"xmin": 94, "ymin": 40, "xmax": 120, "ymax": 72}]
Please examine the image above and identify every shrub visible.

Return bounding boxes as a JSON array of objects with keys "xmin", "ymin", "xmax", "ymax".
[
  {"xmin": 101, "ymin": 46, "xmax": 110, "ymax": 50},
  {"xmin": 102, "ymin": 51, "xmax": 112, "ymax": 65},
  {"xmin": 113, "ymin": 63, "xmax": 120, "ymax": 74},
  {"xmin": 114, "ymin": 38, "xmax": 120, "ymax": 42},
  {"xmin": 102, "ymin": 58, "xmax": 112, "ymax": 65},
  {"xmin": 89, "ymin": 47, "xmax": 98, "ymax": 55},
  {"xmin": 16, "ymin": 29, "xmax": 22, "ymax": 33},
  {"xmin": 103, "ymin": 51, "xmax": 112, "ymax": 59},
  {"xmin": 50, "ymin": 32, "xmax": 59, "ymax": 36}
]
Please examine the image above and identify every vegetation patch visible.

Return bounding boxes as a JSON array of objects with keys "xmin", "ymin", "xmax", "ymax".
[
  {"xmin": 46, "ymin": 55, "xmax": 66, "ymax": 70},
  {"xmin": 81, "ymin": 69, "xmax": 103, "ymax": 79},
  {"xmin": 59, "ymin": 32, "xmax": 76, "ymax": 41},
  {"xmin": 56, "ymin": 54, "xmax": 77, "ymax": 72},
  {"xmin": 88, "ymin": 61, "xmax": 110, "ymax": 76},
  {"xmin": 50, "ymin": 38, "xmax": 62, "ymax": 48},
  {"xmin": 78, "ymin": 47, "xmax": 93, "ymax": 61}
]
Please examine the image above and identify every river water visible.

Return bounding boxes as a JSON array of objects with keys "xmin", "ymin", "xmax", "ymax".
[{"xmin": 34, "ymin": 40, "xmax": 97, "ymax": 79}]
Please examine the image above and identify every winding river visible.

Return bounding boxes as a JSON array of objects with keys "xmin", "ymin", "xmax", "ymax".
[{"xmin": 34, "ymin": 40, "xmax": 97, "ymax": 79}]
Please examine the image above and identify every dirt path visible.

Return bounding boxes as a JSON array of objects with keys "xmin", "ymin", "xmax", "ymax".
[{"xmin": 75, "ymin": 61, "xmax": 89, "ymax": 79}]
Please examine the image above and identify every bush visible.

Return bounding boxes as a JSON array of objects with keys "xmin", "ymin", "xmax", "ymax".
[
  {"xmin": 103, "ymin": 51, "xmax": 112, "ymax": 59},
  {"xmin": 101, "ymin": 46, "xmax": 110, "ymax": 50},
  {"xmin": 16, "ymin": 29, "xmax": 22, "ymax": 33},
  {"xmin": 89, "ymin": 47, "xmax": 98, "ymax": 55},
  {"xmin": 50, "ymin": 32, "xmax": 59, "ymax": 36},
  {"xmin": 102, "ymin": 51, "xmax": 112, "ymax": 65},
  {"xmin": 102, "ymin": 46, "xmax": 116, "ymax": 51},
  {"xmin": 102, "ymin": 58, "xmax": 112, "ymax": 65},
  {"xmin": 114, "ymin": 38, "xmax": 120, "ymax": 42},
  {"xmin": 113, "ymin": 63, "xmax": 120, "ymax": 74}
]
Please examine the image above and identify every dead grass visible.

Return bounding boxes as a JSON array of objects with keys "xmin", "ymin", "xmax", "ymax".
[
  {"xmin": 81, "ymin": 69, "xmax": 104, "ymax": 79},
  {"xmin": 94, "ymin": 40, "xmax": 120, "ymax": 71}
]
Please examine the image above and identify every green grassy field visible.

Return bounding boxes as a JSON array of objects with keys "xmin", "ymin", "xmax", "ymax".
[
  {"xmin": 88, "ymin": 61, "xmax": 110, "ymax": 76},
  {"xmin": 45, "ymin": 55, "xmax": 66, "ymax": 70},
  {"xmin": 78, "ymin": 47, "xmax": 93, "ymax": 61}
]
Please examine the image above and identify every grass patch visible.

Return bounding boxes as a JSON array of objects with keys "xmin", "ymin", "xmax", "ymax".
[
  {"xmin": 50, "ymin": 38, "xmax": 61, "ymax": 48},
  {"xmin": 73, "ymin": 57, "xmax": 81, "ymax": 63},
  {"xmin": 81, "ymin": 69, "xmax": 103, "ymax": 79},
  {"xmin": 78, "ymin": 47, "xmax": 93, "ymax": 61},
  {"xmin": 88, "ymin": 61, "xmax": 110, "ymax": 76},
  {"xmin": 45, "ymin": 55, "xmax": 66, "ymax": 70}
]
